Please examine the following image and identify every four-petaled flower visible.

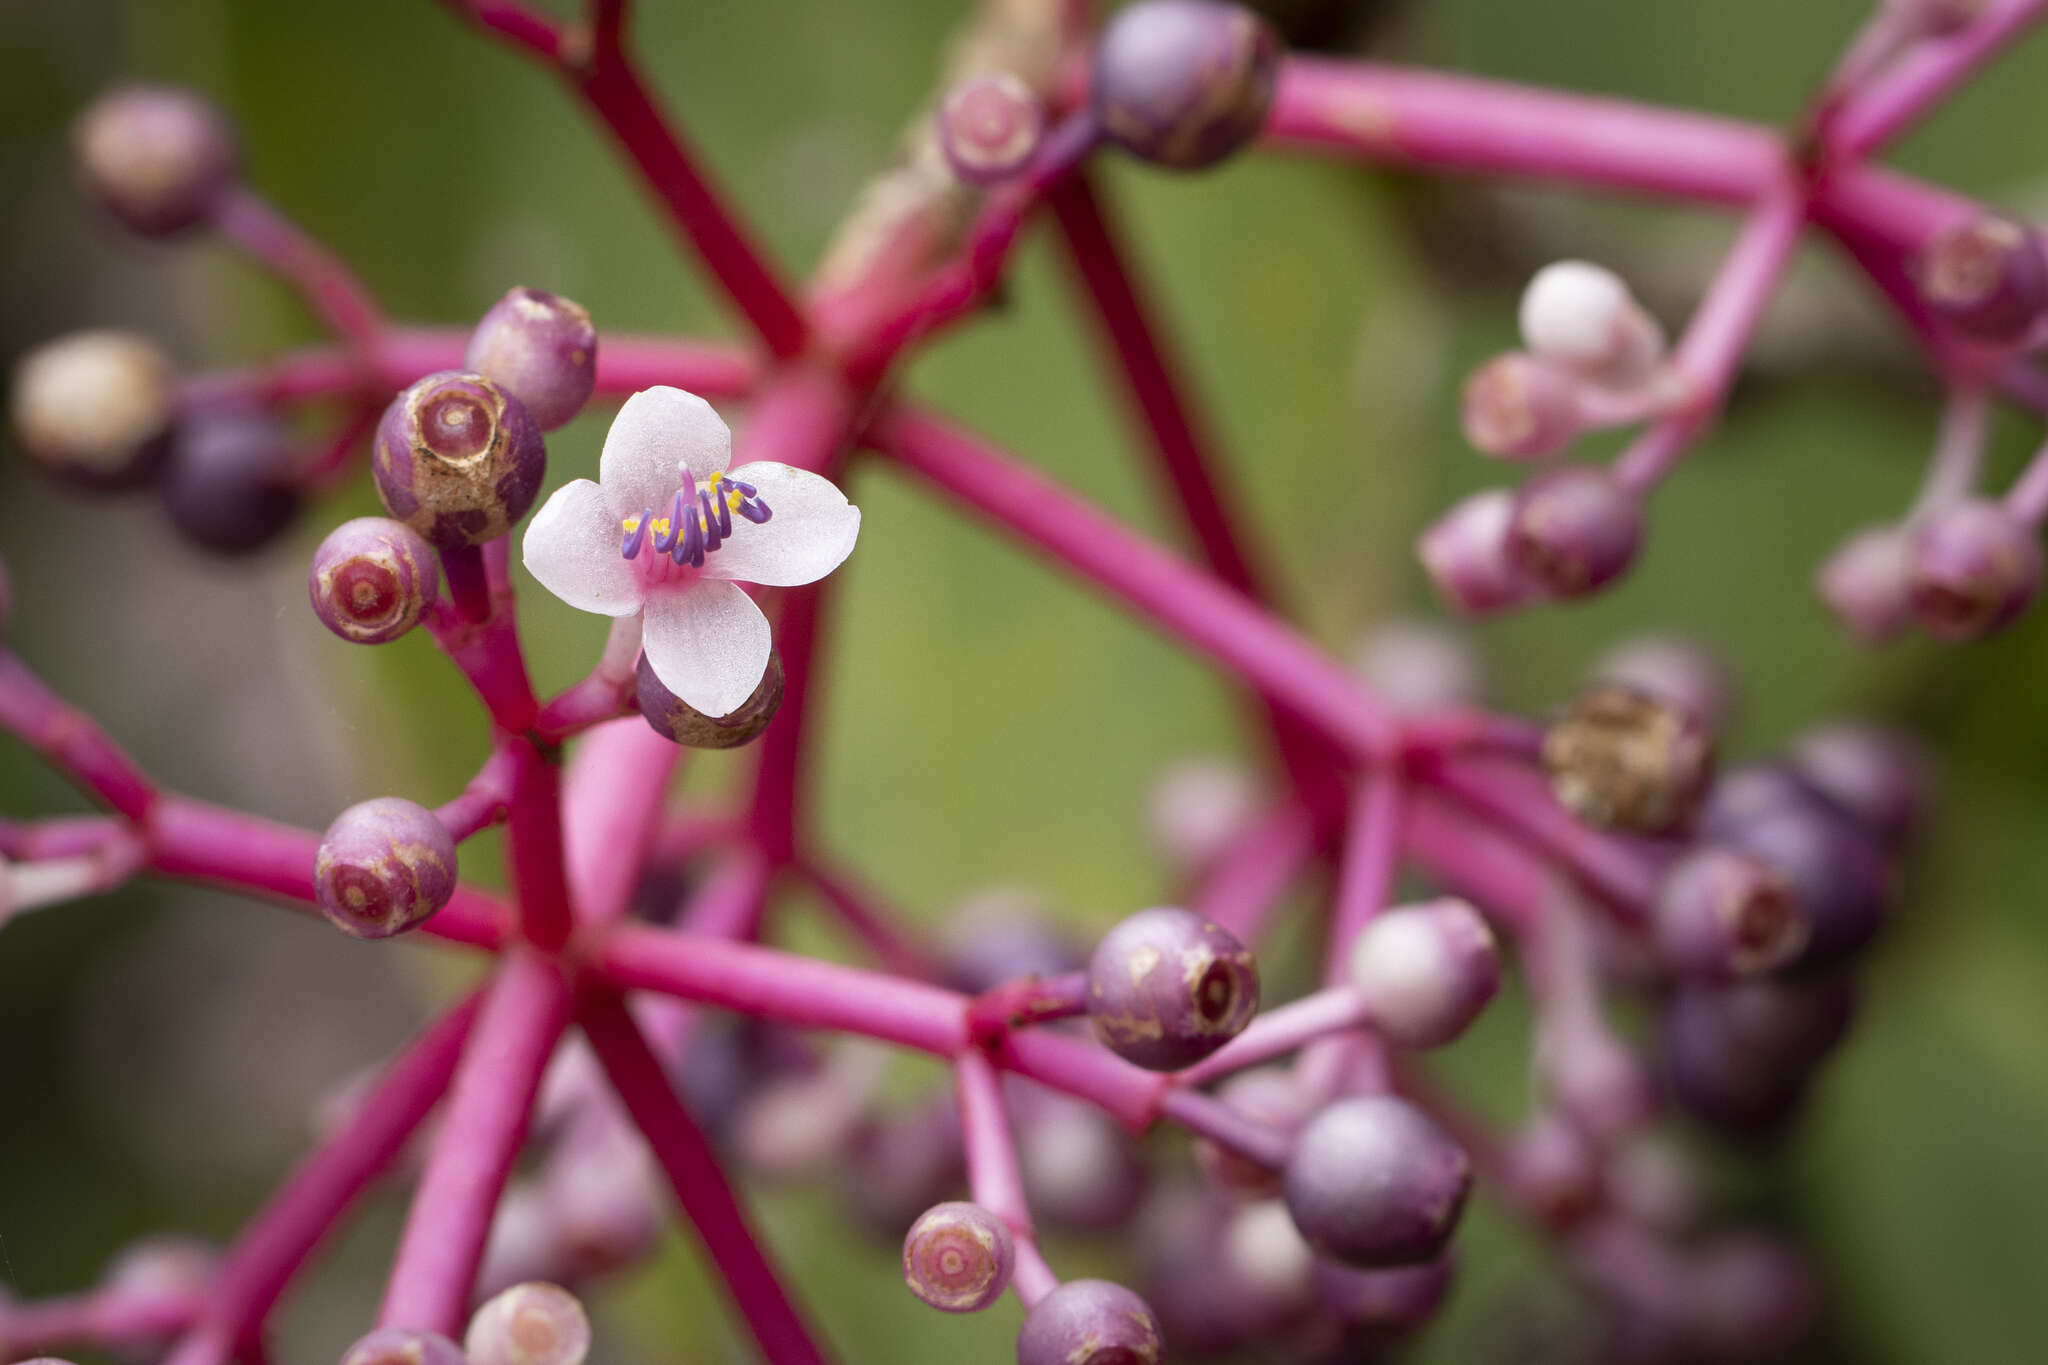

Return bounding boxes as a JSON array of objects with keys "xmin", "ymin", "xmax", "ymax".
[{"xmin": 523, "ymin": 386, "xmax": 860, "ymax": 716}]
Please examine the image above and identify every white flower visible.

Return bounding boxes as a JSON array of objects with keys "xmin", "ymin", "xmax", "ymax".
[{"xmin": 522, "ymin": 387, "xmax": 861, "ymax": 717}]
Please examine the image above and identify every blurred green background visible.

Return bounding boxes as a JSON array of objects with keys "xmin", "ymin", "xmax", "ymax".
[{"xmin": 5, "ymin": 0, "xmax": 2048, "ymax": 1361}]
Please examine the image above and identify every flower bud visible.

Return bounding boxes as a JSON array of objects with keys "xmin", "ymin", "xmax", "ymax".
[
  {"xmin": 1817, "ymin": 524, "xmax": 1916, "ymax": 645},
  {"xmin": 464, "ymin": 288, "xmax": 598, "ymax": 432},
  {"xmin": 842, "ymin": 1100, "xmax": 967, "ymax": 1236},
  {"xmin": 902, "ymin": 1201, "xmax": 1015, "ymax": 1312},
  {"xmin": 1591, "ymin": 634, "xmax": 1736, "ymax": 735},
  {"xmin": 1653, "ymin": 845, "xmax": 1806, "ymax": 978},
  {"xmin": 1501, "ymin": 1114, "xmax": 1600, "ymax": 1231},
  {"xmin": 1913, "ymin": 216, "xmax": 2048, "ymax": 344},
  {"xmin": 1460, "ymin": 353, "xmax": 1583, "ymax": 459},
  {"xmin": 636, "ymin": 649, "xmax": 783, "ymax": 748},
  {"xmin": 372, "ymin": 371, "xmax": 545, "ymax": 548},
  {"xmin": 1086, "ymin": 906, "xmax": 1259, "ymax": 1070},
  {"xmin": 937, "ymin": 74, "xmax": 1045, "ymax": 185},
  {"xmin": 1661, "ymin": 976, "xmax": 1855, "ymax": 1134},
  {"xmin": 1016, "ymin": 1089, "xmax": 1147, "ymax": 1231},
  {"xmin": 1704, "ymin": 768, "xmax": 1891, "ymax": 967},
  {"xmin": 1092, "ymin": 0, "xmax": 1280, "ymax": 171},
  {"xmin": 1221, "ymin": 1199, "xmax": 1317, "ymax": 1314},
  {"xmin": 161, "ymin": 407, "xmax": 300, "ymax": 554},
  {"xmin": 1507, "ymin": 465, "xmax": 1644, "ymax": 598},
  {"xmin": 1312, "ymin": 1255, "xmax": 1453, "ymax": 1334},
  {"xmin": 1543, "ymin": 683, "xmax": 1715, "ymax": 835},
  {"xmin": 10, "ymin": 330, "xmax": 174, "ymax": 488},
  {"xmin": 1193, "ymin": 1066, "xmax": 1314, "ymax": 1199},
  {"xmin": 339, "ymin": 1330, "xmax": 467, "ymax": 1365},
  {"xmin": 104, "ymin": 1234, "xmax": 217, "ymax": 1298},
  {"xmin": 1538, "ymin": 1021, "xmax": 1656, "ymax": 1140},
  {"xmin": 464, "ymin": 1281, "xmax": 590, "ymax": 1365},
  {"xmin": 1283, "ymin": 1096, "xmax": 1471, "ymax": 1268},
  {"xmin": 542, "ymin": 1119, "xmax": 662, "ymax": 1278},
  {"xmin": 1687, "ymin": 1235, "xmax": 1817, "ymax": 1357},
  {"xmin": 309, "ymin": 517, "xmax": 441, "ymax": 644},
  {"xmin": 940, "ymin": 891, "xmax": 1083, "ymax": 993},
  {"xmin": 1517, "ymin": 260, "xmax": 1665, "ymax": 388},
  {"xmin": 1017, "ymin": 1279, "xmax": 1165, "ymax": 1365},
  {"xmin": 72, "ymin": 85, "xmax": 237, "ymax": 237},
  {"xmin": 1906, "ymin": 497, "xmax": 2041, "ymax": 640},
  {"xmin": 1346, "ymin": 898, "xmax": 1501, "ymax": 1048},
  {"xmin": 1144, "ymin": 756, "xmax": 1257, "ymax": 871},
  {"xmin": 313, "ymin": 797, "xmax": 458, "ymax": 939},
  {"xmin": 1352, "ymin": 619, "xmax": 1485, "ymax": 714},
  {"xmin": 1417, "ymin": 489, "xmax": 1536, "ymax": 616},
  {"xmin": 1789, "ymin": 721, "xmax": 1932, "ymax": 847}
]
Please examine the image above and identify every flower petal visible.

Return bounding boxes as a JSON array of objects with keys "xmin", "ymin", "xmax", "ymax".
[
  {"xmin": 641, "ymin": 579, "xmax": 771, "ymax": 718},
  {"xmin": 599, "ymin": 386, "xmax": 732, "ymax": 518},
  {"xmin": 701, "ymin": 462, "xmax": 862, "ymax": 587},
  {"xmin": 522, "ymin": 479, "xmax": 644, "ymax": 617}
]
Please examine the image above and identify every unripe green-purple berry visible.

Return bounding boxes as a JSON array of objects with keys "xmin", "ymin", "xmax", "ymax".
[
  {"xmin": 372, "ymin": 371, "xmax": 545, "ymax": 548},
  {"xmin": 636, "ymin": 650, "xmax": 784, "ymax": 748},
  {"xmin": 72, "ymin": 85, "xmax": 238, "ymax": 237},
  {"xmin": 1017, "ymin": 1278, "xmax": 1165, "ymax": 1365},
  {"xmin": 313, "ymin": 797, "xmax": 458, "ymax": 939},
  {"xmin": 309, "ymin": 517, "xmax": 441, "ymax": 644},
  {"xmin": 161, "ymin": 407, "xmax": 300, "ymax": 554},
  {"xmin": 464, "ymin": 1281, "xmax": 591, "ymax": 1365},
  {"xmin": 464, "ymin": 288, "xmax": 598, "ymax": 432},
  {"xmin": 339, "ymin": 1329, "xmax": 467, "ymax": 1365},
  {"xmin": 1092, "ymin": 0, "xmax": 1280, "ymax": 171},
  {"xmin": 937, "ymin": 74, "xmax": 1045, "ymax": 185},
  {"xmin": 10, "ymin": 330, "xmax": 175, "ymax": 489},
  {"xmin": 1086, "ymin": 906, "xmax": 1259, "ymax": 1070},
  {"xmin": 902, "ymin": 1201, "xmax": 1015, "ymax": 1312},
  {"xmin": 1282, "ymin": 1096, "xmax": 1471, "ymax": 1268}
]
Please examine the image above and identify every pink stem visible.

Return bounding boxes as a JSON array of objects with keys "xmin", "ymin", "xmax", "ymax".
[
  {"xmin": 954, "ymin": 1049, "xmax": 1057, "ymax": 1305},
  {"xmin": 991, "ymin": 1028, "xmax": 1167, "ymax": 1132},
  {"xmin": 865, "ymin": 405, "xmax": 1401, "ymax": 762},
  {"xmin": 162, "ymin": 995, "xmax": 482, "ymax": 1365},
  {"xmin": 966, "ymin": 971, "xmax": 1091, "ymax": 1046},
  {"xmin": 593, "ymin": 921, "xmax": 970, "ymax": 1055},
  {"xmin": 579, "ymin": 990, "xmax": 832, "ymax": 1365},
  {"xmin": 791, "ymin": 853, "xmax": 944, "ymax": 979},
  {"xmin": 1174, "ymin": 986, "xmax": 1370, "ymax": 1089},
  {"xmin": 1399, "ymin": 790, "xmax": 1545, "ymax": 935},
  {"xmin": 0, "ymin": 813, "xmax": 130, "ymax": 860},
  {"xmin": 1325, "ymin": 771, "xmax": 1403, "ymax": 983},
  {"xmin": 144, "ymin": 794, "xmax": 508, "ymax": 949},
  {"xmin": 379, "ymin": 951, "xmax": 571, "ymax": 1336},
  {"xmin": 433, "ymin": 743, "xmax": 519, "ymax": 842},
  {"xmin": 1155, "ymin": 1086, "xmax": 1294, "ymax": 1169},
  {"xmin": 1827, "ymin": 0, "xmax": 2048, "ymax": 159},
  {"xmin": 2004, "ymin": 431, "xmax": 2048, "ymax": 525},
  {"xmin": 562, "ymin": 717, "xmax": 684, "ymax": 926},
  {"xmin": 678, "ymin": 846, "xmax": 777, "ymax": 942},
  {"xmin": 422, "ymin": 544, "xmax": 540, "ymax": 734},
  {"xmin": 1916, "ymin": 381, "xmax": 1990, "ymax": 515},
  {"xmin": 0, "ymin": 650, "xmax": 159, "ymax": 819},
  {"xmin": 1190, "ymin": 802, "xmax": 1320, "ymax": 941},
  {"xmin": 209, "ymin": 187, "xmax": 385, "ymax": 351},
  {"xmin": 433, "ymin": 0, "xmax": 565, "ymax": 57},
  {"xmin": 504, "ymin": 738, "xmax": 575, "ymax": 950},
  {"xmin": 1, "ymin": 1288, "xmax": 202, "ymax": 1358}
]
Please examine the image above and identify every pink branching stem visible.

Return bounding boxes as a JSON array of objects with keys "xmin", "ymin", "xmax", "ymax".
[
  {"xmin": 1156, "ymin": 1085, "xmax": 1294, "ymax": 1169},
  {"xmin": 1915, "ymin": 382, "xmax": 1991, "ymax": 514},
  {"xmin": 676, "ymin": 846, "xmax": 777, "ymax": 942},
  {"xmin": 1826, "ymin": 0, "xmax": 2048, "ymax": 159},
  {"xmin": 1174, "ymin": 985, "xmax": 1369, "ymax": 1089},
  {"xmin": 433, "ymin": 742, "xmax": 519, "ymax": 842},
  {"xmin": 595, "ymin": 920, "xmax": 970, "ymax": 1055},
  {"xmin": 534, "ymin": 616, "xmax": 646, "ymax": 741},
  {"xmin": 992, "ymin": 1028, "xmax": 1167, "ymax": 1131},
  {"xmin": 504, "ymin": 738, "xmax": 575, "ymax": 950},
  {"xmin": 791, "ymin": 853, "xmax": 943, "ymax": 980},
  {"xmin": 161, "ymin": 994, "xmax": 482, "ymax": 1365},
  {"xmin": 865, "ymin": 406, "xmax": 1401, "ymax": 762},
  {"xmin": 1400, "ymin": 707, "xmax": 1546, "ymax": 763},
  {"xmin": 1399, "ymin": 792, "xmax": 1545, "ymax": 936},
  {"xmin": 1046, "ymin": 170, "xmax": 1342, "ymax": 804},
  {"xmin": 422, "ymin": 541, "xmax": 540, "ymax": 733},
  {"xmin": 0, "ymin": 1286, "xmax": 203, "ymax": 1359},
  {"xmin": 1189, "ymin": 802, "xmax": 1320, "ymax": 941},
  {"xmin": 579, "ymin": 990, "xmax": 832, "ymax": 1365},
  {"xmin": 954, "ymin": 1048, "xmax": 1059, "ymax": 1306},
  {"xmin": 179, "ymin": 329, "xmax": 757, "ymax": 414},
  {"xmin": 380, "ymin": 950, "xmax": 570, "ymax": 1337},
  {"xmin": 652, "ymin": 805, "xmax": 743, "ymax": 864},
  {"xmin": 966, "ymin": 971, "xmax": 1091, "ymax": 1046},
  {"xmin": 1325, "ymin": 771, "xmax": 1404, "ymax": 982},
  {"xmin": 294, "ymin": 401, "xmax": 382, "ymax": 493},
  {"xmin": 562, "ymin": 716, "xmax": 683, "ymax": 926},
  {"xmin": 1617, "ymin": 185, "xmax": 1810, "ymax": 492},
  {"xmin": 209, "ymin": 187, "xmax": 385, "ymax": 351},
  {"xmin": 440, "ymin": 544, "xmax": 492, "ymax": 624},
  {"xmin": 0, "ymin": 812, "xmax": 131, "ymax": 860},
  {"xmin": 143, "ymin": 794, "xmax": 508, "ymax": 949},
  {"xmin": 2003, "ymin": 431, "xmax": 2048, "ymax": 524},
  {"xmin": 0, "ymin": 650, "xmax": 159, "ymax": 820}
]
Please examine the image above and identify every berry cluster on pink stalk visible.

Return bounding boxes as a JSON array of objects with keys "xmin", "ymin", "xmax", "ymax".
[{"xmin": 4, "ymin": 0, "xmax": 2032, "ymax": 1360}]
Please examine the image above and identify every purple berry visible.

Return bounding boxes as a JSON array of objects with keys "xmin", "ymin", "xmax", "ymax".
[
  {"xmin": 1460, "ymin": 353, "xmax": 1583, "ymax": 459},
  {"xmin": 637, "ymin": 649, "xmax": 783, "ymax": 748},
  {"xmin": 9, "ymin": 330, "xmax": 175, "ymax": 489},
  {"xmin": 1312, "ymin": 1255, "xmax": 1454, "ymax": 1335},
  {"xmin": 1652, "ymin": 845, "xmax": 1806, "ymax": 978},
  {"xmin": 309, "ymin": 517, "xmax": 441, "ymax": 645},
  {"xmin": 1015, "ymin": 1087, "xmax": 1147, "ymax": 1231},
  {"xmin": 1913, "ymin": 215, "xmax": 2048, "ymax": 344},
  {"xmin": 72, "ymin": 85, "xmax": 237, "ymax": 237},
  {"xmin": 1016, "ymin": 1279, "xmax": 1165, "ymax": 1365},
  {"xmin": 1345, "ymin": 898, "xmax": 1501, "ymax": 1049},
  {"xmin": 1687, "ymin": 1234, "xmax": 1817, "ymax": 1357},
  {"xmin": 1704, "ymin": 768, "xmax": 1891, "ymax": 966},
  {"xmin": 902, "ymin": 1201, "xmax": 1015, "ymax": 1312},
  {"xmin": 937, "ymin": 74, "xmax": 1045, "ymax": 185},
  {"xmin": 1086, "ymin": 906, "xmax": 1259, "ymax": 1070},
  {"xmin": 541, "ymin": 1120, "xmax": 662, "ymax": 1278},
  {"xmin": 842, "ymin": 1100, "xmax": 967, "ymax": 1236},
  {"xmin": 1543, "ymin": 683, "xmax": 1716, "ymax": 835},
  {"xmin": 464, "ymin": 1281, "xmax": 591, "ymax": 1365},
  {"xmin": 1418, "ymin": 488, "xmax": 1537, "ymax": 616},
  {"xmin": 1661, "ymin": 976, "xmax": 1855, "ymax": 1134},
  {"xmin": 464, "ymin": 288, "xmax": 598, "ymax": 432},
  {"xmin": 1507, "ymin": 465, "xmax": 1644, "ymax": 598},
  {"xmin": 372, "ymin": 371, "xmax": 545, "ymax": 548},
  {"xmin": 313, "ymin": 797, "xmax": 458, "ymax": 939},
  {"xmin": 1282, "ymin": 1096, "xmax": 1472, "ymax": 1268},
  {"xmin": 1092, "ymin": 0, "xmax": 1280, "ymax": 171},
  {"xmin": 1817, "ymin": 524, "xmax": 1916, "ymax": 645},
  {"xmin": 1501, "ymin": 1113, "xmax": 1600, "ymax": 1231},
  {"xmin": 1789, "ymin": 721, "xmax": 1933, "ymax": 847},
  {"xmin": 1591, "ymin": 634, "xmax": 1737, "ymax": 735},
  {"xmin": 1193, "ymin": 1066, "xmax": 1314, "ymax": 1198},
  {"xmin": 338, "ymin": 1329, "xmax": 468, "ymax": 1365},
  {"xmin": 1906, "ymin": 497, "xmax": 2041, "ymax": 640},
  {"xmin": 161, "ymin": 407, "xmax": 300, "ymax": 554}
]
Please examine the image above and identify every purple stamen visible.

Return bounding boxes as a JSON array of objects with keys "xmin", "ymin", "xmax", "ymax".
[
  {"xmin": 737, "ymin": 498, "xmax": 772, "ymax": 524},
  {"xmin": 621, "ymin": 508, "xmax": 651, "ymax": 559},
  {"xmin": 712, "ymin": 485, "xmax": 733, "ymax": 539},
  {"xmin": 650, "ymin": 491, "xmax": 685, "ymax": 554},
  {"xmin": 673, "ymin": 507, "xmax": 703, "ymax": 567},
  {"xmin": 699, "ymin": 489, "xmax": 724, "ymax": 553}
]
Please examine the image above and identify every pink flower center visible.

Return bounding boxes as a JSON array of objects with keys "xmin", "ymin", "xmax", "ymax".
[{"xmin": 619, "ymin": 467, "xmax": 772, "ymax": 589}]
